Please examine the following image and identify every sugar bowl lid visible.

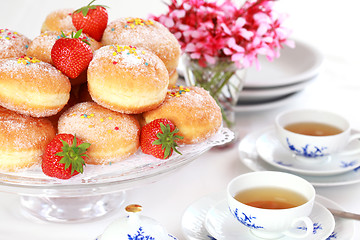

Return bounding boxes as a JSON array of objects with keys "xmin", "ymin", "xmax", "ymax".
[{"xmin": 97, "ymin": 204, "xmax": 177, "ymax": 240}]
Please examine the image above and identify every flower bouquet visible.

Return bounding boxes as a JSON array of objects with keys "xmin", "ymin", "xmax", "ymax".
[{"xmin": 152, "ymin": 0, "xmax": 293, "ymax": 127}]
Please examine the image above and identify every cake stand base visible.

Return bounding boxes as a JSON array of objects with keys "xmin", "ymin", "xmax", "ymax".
[{"xmin": 20, "ymin": 191, "xmax": 126, "ymax": 223}]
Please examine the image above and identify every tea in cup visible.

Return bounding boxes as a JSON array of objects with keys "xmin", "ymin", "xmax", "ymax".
[
  {"xmin": 275, "ymin": 109, "xmax": 360, "ymax": 160},
  {"xmin": 227, "ymin": 171, "xmax": 315, "ymax": 239}
]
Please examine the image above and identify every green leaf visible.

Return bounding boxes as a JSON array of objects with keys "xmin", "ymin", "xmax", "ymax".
[
  {"xmin": 56, "ymin": 135, "xmax": 91, "ymax": 175},
  {"xmin": 74, "ymin": 29, "xmax": 83, "ymax": 39},
  {"xmin": 151, "ymin": 121, "xmax": 184, "ymax": 159}
]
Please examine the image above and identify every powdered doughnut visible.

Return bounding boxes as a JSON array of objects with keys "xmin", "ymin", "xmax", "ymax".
[
  {"xmin": 0, "ymin": 106, "xmax": 56, "ymax": 171},
  {"xmin": 41, "ymin": 8, "xmax": 77, "ymax": 33},
  {"xmin": 0, "ymin": 57, "xmax": 71, "ymax": 117},
  {"xmin": 101, "ymin": 18, "xmax": 181, "ymax": 87},
  {"xmin": 58, "ymin": 102, "xmax": 140, "ymax": 164},
  {"xmin": 142, "ymin": 86, "xmax": 222, "ymax": 144},
  {"xmin": 87, "ymin": 45, "xmax": 169, "ymax": 114},
  {"xmin": 0, "ymin": 29, "xmax": 31, "ymax": 59},
  {"xmin": 27, "ymin": 31, "xmax": 102, "ymax": 65}
]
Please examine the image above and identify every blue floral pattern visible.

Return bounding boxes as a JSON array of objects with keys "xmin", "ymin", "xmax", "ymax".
[
  {"xmin": 128, "ymin": 227, "xmax": 155, "ymax": 240},
  {"xmin": 340, "ymin": 160, "xmax": 357, "ymax": 168},
  {"xmin": 286, "ymin": 138, "xmax": 327, "ymax": 157},
  {"xmin": 229, "ymin": 207, "xmax": 264, "ymax": 229},
  {"xmin": 326, "ymin": 231, "xmax": 338, "ymax": 239}
]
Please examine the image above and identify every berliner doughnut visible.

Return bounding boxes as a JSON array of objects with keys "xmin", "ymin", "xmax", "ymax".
[
  {"xmin": 101, "ymin": 18, "xmax": 181, "ymax": 87},
  {"xmin": 27, "ymin": 31, "xmax": 102, "ymax": 65},
  {"xmin": 0, "ymin": 57, "xmax": 71, "ymax": 117},
  {"xmin": 0, "ymin": 29, "xmax": 31, "ymax": 59},
  {"xmin": 41, "ymin": 8, "xmax": 77, "ymax": 33},
  {"xmin": 142, "ymin": 86, "xmax": 222, "ymax": 144},
  {"xmin": 87, "ymin": 45, "xmax": 169, "ymax": 114},
  {"xmin": 0, "ymin": 106, "xmax": 56, "ymax": 171},
  {"xmin": 58, "ymin": 102, "xmax": 140, "ymax": 164}
]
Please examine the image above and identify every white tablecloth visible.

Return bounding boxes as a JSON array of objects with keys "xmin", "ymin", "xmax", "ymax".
[{"xmin": 1, "ymin": 0, "xmax": 360, "ymax": 239}]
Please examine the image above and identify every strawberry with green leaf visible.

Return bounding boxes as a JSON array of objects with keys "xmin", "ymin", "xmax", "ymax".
[
  {"xmin": 140, "ymin": 119, "xmax": 183, "ymax": 159},
  {"xmin": 42, "ymin": 134, "xmax": 91, "ymax": 179},
  {"xmin": 51, "ymin": 29, "xmax": 93, "ymax": 79},
  {"xmin": 72, "ymin": 0, "xmax": 108, "ymax": 41}
]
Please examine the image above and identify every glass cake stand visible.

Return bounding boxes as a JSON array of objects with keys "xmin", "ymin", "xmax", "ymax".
[{"xmin": 0, "ymin": 127, "xmax": 233, "ymax": 222}]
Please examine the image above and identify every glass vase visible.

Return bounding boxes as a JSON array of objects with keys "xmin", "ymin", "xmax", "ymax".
[{"xmin": 183, "ymin": 55, "xmax": 246, "ymax": 130}]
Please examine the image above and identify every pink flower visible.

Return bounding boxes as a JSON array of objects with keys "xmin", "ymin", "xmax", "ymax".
[{"xmin": 151, "ymin": 0, "xmax": 292, "ymax": 68}]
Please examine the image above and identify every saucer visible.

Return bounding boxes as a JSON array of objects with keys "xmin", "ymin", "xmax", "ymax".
[
  {"xmin": 243, "ymin": 39, "xmax": 323, "ymax": 88},
  {"xmin": 255, "ymin": 129, "xmax": 360, "ymax": 176},
  {"xmin": 205, "ymin": 201, "xmax": 334, "ymax": 240},
  {"xmin": 181, "ymin": 192, "xmax": 354, "ymax": 240},
  {"xmin": 238, "ymin": 127, "xmax": 360, "ymax": 187},
  {"xmin": 237, "ymin": 76, "xmax": 315, "ymax": 103}
]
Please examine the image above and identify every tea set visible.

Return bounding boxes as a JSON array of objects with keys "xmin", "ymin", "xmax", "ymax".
[
  {"xmin": 180, "ymin": 108, "xmax": 358, "ymax": 240},
  {"xmin": 95, "ymin": 108, "xmax": 357, "ymax": 239}
]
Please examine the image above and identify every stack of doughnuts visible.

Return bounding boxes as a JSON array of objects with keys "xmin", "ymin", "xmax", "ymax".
[{"xmin": 0, "ymin": 7, "xmax": 222, "ymax": 173}]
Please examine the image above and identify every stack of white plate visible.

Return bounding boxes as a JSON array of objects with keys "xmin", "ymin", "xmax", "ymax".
[{"xmin": 235, "ymin": 39, "xmax": 324, "ymax": 112}]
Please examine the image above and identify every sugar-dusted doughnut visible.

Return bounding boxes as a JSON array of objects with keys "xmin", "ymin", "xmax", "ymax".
[
  {"xmin": 58, "ymin": 102, "xmax": 140, "ymax": 164},
  {"xmin": 0, "ymin": 29, "xmax": 31, "ymax": 59},
  {"xmin": 142, "ymin": 86, "xmax": 222, "ymax": 144},
  {"xmin": 41, "ymin": 8, "xmax": 77, "ymax": 33},
  {"xmin": 0, "ymin": 57, "xmax": 71, "ymax": 117},
  {"xmin": 87, "ymin": 45, "xmax": 169, "ymax": 114},
  {"xmin": 101, "ymin": 18, "xmax": 181, "ymax": 87},
  {"xmin": 0, "ymin": 106, "xmax": 56, "ymax": 171},
  {"xmin": 27, "ymin": 31, "xmax": 102, "ymax": 65}
]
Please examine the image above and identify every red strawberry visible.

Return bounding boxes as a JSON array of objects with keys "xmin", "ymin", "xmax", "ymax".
[
  {"xmin": 42, "ymin": 134, "xmax": 91, "ymax": 179},
  {"xmin": 140, "ymin": 119, "xmax": 183, "ymax": 159},
  {"xmin": 51, "ymin": 29, "xmax": 93, "ymax": 79},
  {"xmin": 72, "ymin": 0, "xmax": 108, "ymax": 41}
]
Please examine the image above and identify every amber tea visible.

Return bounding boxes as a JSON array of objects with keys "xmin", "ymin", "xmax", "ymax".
[
  {"xmin": 285, "ymin": 122, "xmax": 343, "ymax": 136},
  {"xmin": 234, "ymin": 187, "xmax": 308, "ymax": 209}
]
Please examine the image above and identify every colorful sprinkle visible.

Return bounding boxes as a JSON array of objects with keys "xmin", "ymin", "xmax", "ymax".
[
  {"xmin": 0, "ymin": 29, "xmax": 18, "ymax": 40},
  {"xmin": 114, "ymin": 127, "xmax": 119, "ymax": 130},
  {"xmin": 168, "ymin": 85, "xmax": 190, "ymax": 97},
  {"xmin": 111, "ymin": 45, "xmax": 149, "ymax": 67},
  {"xmin": 125, "ymin": 18, "xmax": 154, "ymax": 28},
  {"xmin": 16, "ymin": 56, "xmax": 41, "ymax": 65}
]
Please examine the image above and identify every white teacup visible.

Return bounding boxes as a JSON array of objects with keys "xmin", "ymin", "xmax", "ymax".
[
  {"xmin": 275, "ymin": 109, "xmax": 360, "ymax": 160},
  {"xmin": 227, "ymin": 171, "xmax": 315, "ymax": 239}
]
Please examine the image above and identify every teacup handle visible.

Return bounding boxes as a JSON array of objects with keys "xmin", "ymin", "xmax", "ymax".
[
  {"xmin": 283, "ymin": 216, "xmax": 313, "ymax": 239},
  {"xmin": 338, "ymin": 133, "xmax": 360, "ymax": 156}
]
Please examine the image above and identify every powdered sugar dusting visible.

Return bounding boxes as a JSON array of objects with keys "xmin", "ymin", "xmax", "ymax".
[
  {"xmin": 0, "ymin": 29, "xmax": 31, "ymax": 59},
  {"xmin": 0, "ymin": 106, "xmax": 55, "ymax": 170},
  {"xmin": 102, "ymin": 18, "xmax": 181, "ymax": 72},
  {"xmin": 89, "ymin": 44, "xmax": 168, "ymax": 86},
  {"xmin": 41, "ymin": 8, "xmax": 76, "ymax": 33},
  {"xmin": 58, "ymin": 102, "xmax": 140, "ymax": 163},
  {"xmin": 144, "ymin": 86, "xmax": 222, "ymax": 144}
]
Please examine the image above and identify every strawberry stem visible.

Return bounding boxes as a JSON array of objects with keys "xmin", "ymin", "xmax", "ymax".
[
  {"xmin": 74, "ymin": 0, "xmax": 109, "ymax": 17},
  {"xmin": 55, "ymin": 135, "xmax": 90, "ymax": 174},
  {"xmin": 153, "ymin": 123, "xmax": 184, "ymax": 159}
]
